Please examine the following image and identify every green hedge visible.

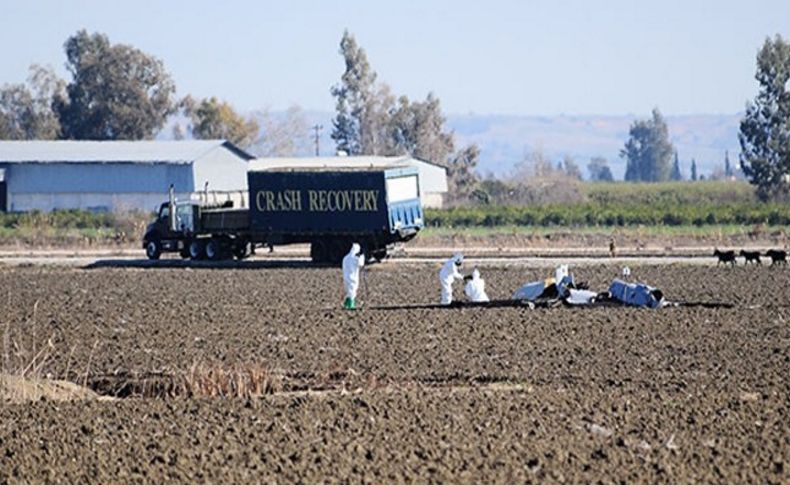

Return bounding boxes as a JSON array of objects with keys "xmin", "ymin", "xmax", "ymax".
[
  {"xmin": 425, "ymin": 203, "xmax": 790, "ymax": 228},
  {"xmin": 2, "ymin": 202, "xmax": 787, "ymax": 232},
  {"xmin": 0, "ymin": 209, "xmax": 120, "ymax": 229},
  {"xmin": 581, "ymin": 181, "xmax": 757, "ymax": 205}
]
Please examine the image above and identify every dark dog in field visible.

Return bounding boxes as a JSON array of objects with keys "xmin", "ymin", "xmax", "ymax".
[
  {"xmin": 766, "ymin": 249, "xmax": 787, "ymax": 266},
  {"xmin": 713, "ymin": 249, "xmax": 736, "ymax": 266},
  {"xmin": 740, "ymin": 250, "xmax": 762, "ymax": 265}
]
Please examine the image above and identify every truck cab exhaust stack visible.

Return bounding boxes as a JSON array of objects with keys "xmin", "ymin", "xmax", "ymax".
[{"xmin": 168, "ymin": 184, "xmax": 177, "ymax": 232}]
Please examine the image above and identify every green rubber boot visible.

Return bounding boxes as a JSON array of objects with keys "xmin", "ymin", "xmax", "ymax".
[{"xmin": 343, "ymin": 297, "xmax": 356, "ymax": 310}]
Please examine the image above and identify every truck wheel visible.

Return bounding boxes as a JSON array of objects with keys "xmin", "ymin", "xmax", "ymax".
[
  {"xmin": 371, "ymin": 248, "xmax": 387, "ymax": 263},
  {"xmin": 310, "ymin": 241, "xmax": 328, "ymax": 263},
  {"xmin": 145, "ymin": 240, "xmax": 161, "ymax": 260},
  {"xmin": 330, "ymin": 239, "xmax": 349, "ymax": 265},
  {"xmin": 233, "ymin": 242, "xmax": 250, "ymax": 260},
  {"xmin": 188, "ymin": 240, "xmax": 205, "ymax": 260},
  {"xmin": 205, "ymin": 239, "xmax": 223, "ymax": 261}
]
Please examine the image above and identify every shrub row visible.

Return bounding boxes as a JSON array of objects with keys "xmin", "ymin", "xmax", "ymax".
[
  {"xmin": 426, "ymin": 203, "xmax": 790, "ymax": 228},
  {"xmin": 1, "ymin": 202, "xmax": 786, "ymax": 233},
  {"xmin": 582, "ymin": 181, "xmax": 757, "ymax": 206},
  {"xmin": 0, "ymin": 209, "xmax": 119, "ymax": 229}
]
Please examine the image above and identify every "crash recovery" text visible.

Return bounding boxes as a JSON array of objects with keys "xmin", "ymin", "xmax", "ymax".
[{"xmin": 255, "ymin": 190, "xmax": 380, "ymax": 212}]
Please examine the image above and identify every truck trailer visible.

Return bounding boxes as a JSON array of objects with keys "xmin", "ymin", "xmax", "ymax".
[{"xmin": 142, "ymin": 166, "xmax": 424, "ymax": 263}]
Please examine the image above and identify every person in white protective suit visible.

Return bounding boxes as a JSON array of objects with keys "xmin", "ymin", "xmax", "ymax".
[
  {"xmin": 439, "ymin": 253, "xmax": 465, "ymax": 305},
  {"xmin": 342, "ymin": 243, "xmax": 365, "ymax": 310},
  {"xmin": 464, "ymin": 268, "xmax": 490, "ymax": 303}
]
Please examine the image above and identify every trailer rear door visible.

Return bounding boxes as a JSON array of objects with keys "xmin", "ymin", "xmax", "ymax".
[{"xmin": 385, "ymin": 169, "xmax": 423, "ymax": 232}]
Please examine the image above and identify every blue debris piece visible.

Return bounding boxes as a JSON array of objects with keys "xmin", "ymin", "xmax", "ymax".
[{"xmin": 608, "ymin": 279, "xmax": 665, "ymax": 308}]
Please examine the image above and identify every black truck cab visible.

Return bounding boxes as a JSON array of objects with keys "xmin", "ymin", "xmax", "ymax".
[{"xmin": 143, "ymin": 201, "xmax": 197, "ymax": 259}]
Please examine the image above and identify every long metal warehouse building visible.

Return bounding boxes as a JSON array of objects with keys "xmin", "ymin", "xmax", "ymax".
[{"xmin": 0, "ymin": 140, "xmax": 254, "ymax": 212}]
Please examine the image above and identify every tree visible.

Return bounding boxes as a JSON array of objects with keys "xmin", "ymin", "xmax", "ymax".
[
  {"xmin": 446, "ymin": 144, "xmax": 481, "ymax": 202},
  {"xmin": 690, "ymin": 159, "xmax": 698, "ymax": 181},
  {"xmin": 724, "ymin": 150, "xmax": 733, "ymax": 178},
  {"xmin": 0, "ymin": 65, "xmax": 64, "ymax": 140},
  {"xmin": 620, "ymin": 108, "xmax": 675, "ymax": 182},
  {"xmin": 387, "ymin": 93, "xmax": 455, "ymax": 164},
  {"xmin": 562, "ymin": 155, "xmax": 582, "ymax": 180},
  {"xmin": 329, "ymin": 30, "xmax": 481, "ymax": 202},
  {"xmin": 517, "ymin": 146, "xmax": 555, "ymax": 179},
  {"xmin": 253, "ymin": 105, "xmax": 310, "ymax": 156},
  {"xmin": 670, "ymin": 151, "xmax": 683, "ymax": 181},
  {"xmin": 184, "ymin": 96, "xmax": 259, "ymax": 148},
  {"xmin": 739, "ymin": 35, "xmax": 790, "ymax": 201},
  {"xmin": 330, "ymin": 30, "xmax": 392, "ymax": 155},
  {"xmin": 588, "ymin": 157, "xmax": 614, "ymax": 181},
  {"xmin": 55, "ymin": 30, "xmax": 176, "ymax": 140}
]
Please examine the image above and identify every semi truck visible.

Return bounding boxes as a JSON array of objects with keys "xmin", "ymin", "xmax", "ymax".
[{"xmin": 142, "ymin": 165, "xmax": 424, "ymax": 263}]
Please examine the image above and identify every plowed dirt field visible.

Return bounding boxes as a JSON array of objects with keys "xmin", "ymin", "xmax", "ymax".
[{"xmin": 1, "ymin": 263, "xmax": 787, "ymax": 482}]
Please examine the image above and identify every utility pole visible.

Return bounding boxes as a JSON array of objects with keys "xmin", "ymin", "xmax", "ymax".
[{"xmin": 311, "ymin": 124, "xmax": 323, "ymax": 156}]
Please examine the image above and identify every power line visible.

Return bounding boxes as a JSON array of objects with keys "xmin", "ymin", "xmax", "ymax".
[{"xmin": 311, "ymin": 124, "xmax": 323, "ymax": 156}]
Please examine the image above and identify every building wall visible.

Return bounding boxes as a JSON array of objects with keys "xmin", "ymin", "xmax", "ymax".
[
  {"xmin": 8, "ymin": 192, "xmax": 192, "ymax": 213},
  {"xmin": 411, "ymin": 161, "xmax": 448, "ymax": 194},
  {"xmin": 405, "ymin": 160, "xmax": 447, "ymax": 208},
  {"xmin": 192, "ymin": 147, "xmax": 249, "ymax": 192},
  {"xmin": 421, "ymin": 192, "xmax": 444, "ymax": 209},
  {"xmin": 3, "ymin": 162, "xmax": 194, "ymax": 212}
]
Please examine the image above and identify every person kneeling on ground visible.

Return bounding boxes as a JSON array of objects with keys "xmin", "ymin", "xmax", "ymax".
[
  {"xmin": 439, "ymin": 253, "xmax": 465, "ymax": 305},
  {"xmin": 464, "ymin": 268, "xmax": 490, "ymax": 303},
  {"xmin": 342, "ymin": 243, "xmax": 365, "ymax": 310}
]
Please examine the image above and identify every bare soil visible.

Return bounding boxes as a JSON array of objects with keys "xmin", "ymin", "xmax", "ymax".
[{"xmin": 0, "ymin": 264, "xmax": 787, "ymax": 482}]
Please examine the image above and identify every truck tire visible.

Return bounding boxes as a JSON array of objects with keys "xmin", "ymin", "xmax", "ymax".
[
  {"xmin": 329, "ymin": 239, "xmax": 349, "ymax": 265},
  {"xmin": 205, "ymin": 239, "xmax": 222, "ymax": 261},
  {"xmin": 145, "ymin": 240, "xmax": 161, "ymax": 260},
  {"xmin": 188, "ymin": 240, "xmax": 205, "ymax": 260},
  {"xmin": 370, "ymin": 247, "xmax": 387, "ymax": 263},
  {"xmin": 233, "ymin": 242, "xmax": 250, "ymax": 260},
  {"xmin": 310, "ymin": 240, "xmax": 328, "ymax": 263}
]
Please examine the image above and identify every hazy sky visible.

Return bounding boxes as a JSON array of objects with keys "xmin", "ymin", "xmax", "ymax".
[{"xmin": 2, "ymin": 0, "xmax": 788, "ymax": 116}]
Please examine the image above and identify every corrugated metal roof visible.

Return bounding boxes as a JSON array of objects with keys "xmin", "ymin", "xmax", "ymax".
[
  {"xmin": 0, "ymin": 140, "xmax": 254, "ymax": 164},
  {"xmin": 250, "ymin": 155, "xmax": 446, "ymax": 172}
]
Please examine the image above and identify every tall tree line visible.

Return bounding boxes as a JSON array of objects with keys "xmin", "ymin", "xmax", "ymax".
[
  {"xmin": 330, "ymin": 31, "xmax": 480, "ymax": 200},
  {"xmin": 739, "ymin": 35, "xmax": 790, "ymax": 201},
  {"xmin": 0, "ymin": 30, "xmax": 260, "ymax": 149}
]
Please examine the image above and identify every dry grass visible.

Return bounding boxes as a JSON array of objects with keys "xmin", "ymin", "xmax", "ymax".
[
  {"xmin": 2, "ymin": 299, "xmax": 55, "ymax": 380},
  {"xmin": 0, "ymin": 373, "xmax": 102, "ymax": 403},
  {"xmin": 1, "ymin": 297, "xmax": 102, "ymax": 403},
  {"xmin": 86, "ymin": 363, "xmax": 286, "ymax": 399},
  {"xmin": 179, "ymin": 363, "xmax": 284, "ymax": 398}
]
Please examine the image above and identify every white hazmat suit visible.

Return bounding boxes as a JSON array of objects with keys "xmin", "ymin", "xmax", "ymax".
[
  {"xmin": 342, "ymin": 243, "xmax": 365, "ymax": 309},
  {"xmin": 464, "ymin": 269, "xmax": 490, "ymax": 302},
  {"xmin": 439, "ymin": 253, "xmax": 464, "ymax": 305}
]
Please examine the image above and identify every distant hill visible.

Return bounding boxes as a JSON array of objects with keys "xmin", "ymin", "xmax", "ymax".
[
  {"xmin": 447, "ymin": 113, "xmax": 743, "ymax": 179},
  {"xmin": 169, "ymin": 110, "xmax": 743, "ymax": 180}
]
